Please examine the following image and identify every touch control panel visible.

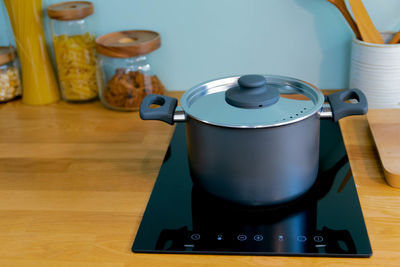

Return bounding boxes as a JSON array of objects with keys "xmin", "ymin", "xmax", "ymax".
[{"xmin": 184, "ymin": 232, "xmax": 329, "ymax": 252}]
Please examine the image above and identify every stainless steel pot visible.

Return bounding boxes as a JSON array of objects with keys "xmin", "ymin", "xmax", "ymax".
[{"xmin": 140, "ymin": 75, "xmax": 367, "ymax": 206}]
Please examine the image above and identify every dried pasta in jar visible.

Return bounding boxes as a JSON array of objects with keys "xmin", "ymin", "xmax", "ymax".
[
  {"xmin": 103, "ymin": 69, "xmax": 165, "ymax": 110},
  {"xmin": 5, "ymin": 0, "xmax": 60, "ymax": 105},
  {"xmin": 96, "ymin": 30, "xmax": 165, "ymax": 111},
  {"xmin": 53, "ymin": 33, "xmax": 99, "ymax": 101},
  {"xmin": 47, "ymin": 1, "xmax": 98, "ymax": 102}
]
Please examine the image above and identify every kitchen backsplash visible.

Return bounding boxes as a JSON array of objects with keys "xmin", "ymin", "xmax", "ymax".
[{"xmin": 1, "ymin": 0, "xmax": 400, "ymax": 91}]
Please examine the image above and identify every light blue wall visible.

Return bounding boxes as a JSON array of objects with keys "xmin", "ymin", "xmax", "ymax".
[{"xmin": 1, "ymin": 0, "xmax": 400, "ymax": 91}]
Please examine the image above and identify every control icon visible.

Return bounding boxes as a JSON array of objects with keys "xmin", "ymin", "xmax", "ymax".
[
  {"xmin": 277, "ymin": 235, "xmax": 285, "ymax": 242},
  {"xmin": 297, "ymin": 235, "xmax": 307, "ymax": 242},
  {"xmin": 314, "ymin": 236, "xmax": 324, "ymax": 242},
  {"xmin": 237, "ymin": 234, "xmax": 247, "ymax": 241},
  {"xmin": 190, "ymin": 234, "xmax": 201, "ymax": 241},
  {"xmin": 254, "ymin": 235, "xmax": 263, "ymax": 242},
  {"xmin": 217, "ymin": 234, "xmax": 223, "ymax": 241}
]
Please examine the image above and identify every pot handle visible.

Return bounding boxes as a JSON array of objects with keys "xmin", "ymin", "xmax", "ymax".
[
  {"xmin": 325, "ymin": 89, "xmax": 368, "ymax": 122},
  {"xmin": 140, "ymin": 94, "xmax": 178, "ymax": 125}
]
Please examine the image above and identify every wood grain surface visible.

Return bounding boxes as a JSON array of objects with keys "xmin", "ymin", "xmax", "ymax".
[
  {"xmin": 327, "ymin": 0, "xmax": 362, "ymax": 40},
  {"xmin": 388, "ymin": 30, "xmax": 400, "ymax": 44},
  {"xmin": 367, "ymin": 109, "xmax": 400, "ymax": 188},
  {"xmin": 348, "ymin": 0, "xmax": 384, "ymax": 44},
  {"xmin": 0, "ymin": 92, "xmax": 399, "ymax": 266}
]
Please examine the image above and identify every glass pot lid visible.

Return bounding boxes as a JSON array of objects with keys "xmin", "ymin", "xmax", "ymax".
[{"xmin": 180, "ymin": 74, "xmax": 325, "ymax": 128}]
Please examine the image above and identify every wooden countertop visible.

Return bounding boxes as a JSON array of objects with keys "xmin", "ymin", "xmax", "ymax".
[{"xmin": 0, "ymin": 92, "xmax": 399, "ymax": 266}]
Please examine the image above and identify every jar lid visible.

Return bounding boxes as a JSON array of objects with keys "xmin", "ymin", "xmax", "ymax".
[
  {"xmin": 180, "ymin": 75, "xmax": 325, "ymax": 128},
  {"xmin": 0, "ymin": 46, "xmax": 16, "ymax": 66},
  {"xmin": 47, "ymin": 1, "xmax": 94, "ymax": 21},
  {"xmin": 96, "ymin": 30, "xmax": 161, "ymax": 58}
]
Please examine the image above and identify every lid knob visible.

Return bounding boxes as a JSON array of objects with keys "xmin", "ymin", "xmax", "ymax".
[
  {"xmin": 225, "ymin": 74, "xmax": 280, "ymax": 108},
  {"xmin": 238, "ymin": 74, "xmax": 267, "ymax": 88}
]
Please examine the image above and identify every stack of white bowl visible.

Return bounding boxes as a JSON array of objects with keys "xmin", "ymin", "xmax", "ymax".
[{"xmin": 349, "ymin": 32, "xmax": 400, "ymax": 109}]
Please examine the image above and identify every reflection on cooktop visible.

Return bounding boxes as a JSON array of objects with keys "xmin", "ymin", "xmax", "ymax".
[{"xmin": 132, "ymin": 121, "xmax": 372, "ymax": 257}]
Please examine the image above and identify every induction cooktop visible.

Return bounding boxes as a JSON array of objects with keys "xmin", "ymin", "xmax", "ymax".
[{"xmin": 132, "ymin": 120, "xmax": 372, "ymax": 257}]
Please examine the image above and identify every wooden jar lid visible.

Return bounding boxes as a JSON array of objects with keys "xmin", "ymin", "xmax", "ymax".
[
  {"xmin": 47, "ymin": 1, "xmax": 94, "ymax": 21},
  {"xmin": 0, "ymin": 46, "xmax": 16, "ymax": 66},
  {"xmin": 96, "ymin": 30, "xmax": 161, "ymax": 58}
]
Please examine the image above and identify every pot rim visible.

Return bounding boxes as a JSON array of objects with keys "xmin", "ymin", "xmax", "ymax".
[{"xmin": 180, "ymin": 75, "xmax": 325, "ymax": 129}]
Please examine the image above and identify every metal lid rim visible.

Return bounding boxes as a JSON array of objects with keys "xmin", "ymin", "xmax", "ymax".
[
  {"xmin": 184, "ymin": 109, "xmax": 321, "ymax": 129},
  {"xmin": 180, "ymin": 75, "xmax": 325, "ymax": 128}
]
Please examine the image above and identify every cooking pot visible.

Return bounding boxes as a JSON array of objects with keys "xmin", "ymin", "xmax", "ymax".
[{"xmin": 140, "ymin": 74, "xmax": 367, "ymax": 206}]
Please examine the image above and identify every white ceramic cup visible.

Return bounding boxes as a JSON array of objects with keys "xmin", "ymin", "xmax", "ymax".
[{"xmin": 349, "ymin": 32, "xmax": 400, "ymax": 109}]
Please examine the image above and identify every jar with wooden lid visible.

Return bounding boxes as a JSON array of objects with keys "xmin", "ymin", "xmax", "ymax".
[
  {"xmin": 96, "ymin": 30, "xmax": 166, "ymax": 111},
  {"xmin": 47, "ymin": 1, "xmax": 99, "ymax": 102},
  {"xmin": 0, "ymin": 46, "xmax": 21, "ymax": 102}
]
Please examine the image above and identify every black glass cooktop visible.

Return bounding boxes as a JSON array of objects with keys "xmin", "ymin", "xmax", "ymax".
[{"xmin": 132, "ymin": 120, "xmax": 372, "ymax": 257}]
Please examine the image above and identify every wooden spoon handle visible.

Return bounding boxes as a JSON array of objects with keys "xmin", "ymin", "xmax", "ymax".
[
  {"xmin": 328, "ymin": 0, "xmax": 362, "ymax": 40},
  {"xmin": 389, "ymin": 31, "xmax": 400, "ymax": 44},
  {"xmin": 349, "ymin": 0, "xmax": 384, "ymax": 44}
]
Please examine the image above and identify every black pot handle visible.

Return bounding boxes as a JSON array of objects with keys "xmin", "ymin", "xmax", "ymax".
[
  {"xmin": 139, "ymin": 94, "xmax": 178, "ymax": 125},
  {"xmin": 327, "ymin": 89, "xmax": 368, "ymax": 122}
]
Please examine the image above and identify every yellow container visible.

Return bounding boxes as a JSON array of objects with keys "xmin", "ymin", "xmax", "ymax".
[{"xmin": 4, "ymin": 0, "xmax": 60, "ymax": 105}]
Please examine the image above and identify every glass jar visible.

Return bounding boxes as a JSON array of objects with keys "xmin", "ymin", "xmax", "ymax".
[
  {"xmin": 47, "ymin": 1, "xmax": 99, "ymax": 102},
  {"xmin": 0, "ymin": 46, "xmax": 21, "ymax": 102},
  {"xmin": 5, "ymin": 0, "xmax": 60, "ymax": 105},
  {"xmin": 96, "ymin": 30, "xmax": 166, "ymax": 111}
]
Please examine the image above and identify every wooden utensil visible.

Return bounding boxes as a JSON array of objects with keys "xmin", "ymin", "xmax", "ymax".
[
  {"xmin": 327, "ymin": 0, "xmax": 361, "ymax": 40},
  {"xmin": 388, "ymin": 30, "xmax": 400, "ymax": 44},
  {"xmin": 367, "ymin": 109, "xmax": 400, "ymax": 188},
  {"xmin": 348, "ymin": 0, "xmax": 384, "ymax": 44}
]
